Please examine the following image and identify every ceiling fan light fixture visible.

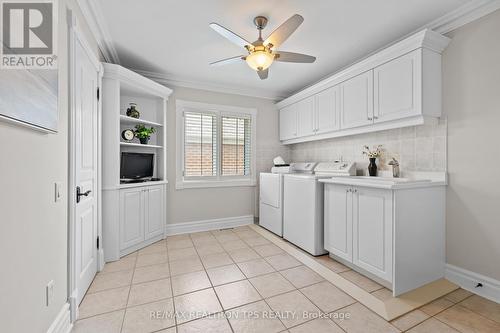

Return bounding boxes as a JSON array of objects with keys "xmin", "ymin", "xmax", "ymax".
[{"xmin": 245, "ymin": 47, "xmax": 274, "ymax": 71}]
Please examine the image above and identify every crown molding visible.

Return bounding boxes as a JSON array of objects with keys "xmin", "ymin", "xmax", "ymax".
[
  {"xmin": 426, "ymin": 0, "xmax": 500, "ymax": 34},
  {"xmin": 76, "ymin": 0, "xmax": 120, "ymax": 63},
  {"xmin": 132, "ymin": 69, "xmax": 287, "ymax": 101},
  {"xmin": 76, "ymin": 0, "xmax": 500, "ymax": 102}
]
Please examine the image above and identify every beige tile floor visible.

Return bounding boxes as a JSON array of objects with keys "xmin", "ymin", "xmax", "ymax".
[{"xmin": 74, "ymin": 225, "xmax": 500, "ymax": 333}]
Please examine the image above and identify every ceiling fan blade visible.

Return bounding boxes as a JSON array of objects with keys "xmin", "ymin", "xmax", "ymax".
[
  {"xmin": 257, "ymin": 68, "xmax": 269, "ymax": 80},
  {"xmin": 264, "ymin": 14, "xmax": 304, "ymax": 48},
  {"xmin": 209, "ymin": 23, "xmax": 252, "ymax": 49},
  {"xmin": 210, "ymin": 55, "xmax": 245, "ymax": 66},
  {"xmin": 275, "ymin": 51, "xmax": 316, "ymax": 63}
]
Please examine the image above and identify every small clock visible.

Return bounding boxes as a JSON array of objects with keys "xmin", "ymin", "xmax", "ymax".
[{"xmin": 121, "ymin": 129, "xmax": 134, "ymax": 141}]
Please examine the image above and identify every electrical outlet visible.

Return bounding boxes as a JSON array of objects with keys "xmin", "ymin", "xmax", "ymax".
[
  {"xmin": 54, "ymin": 182, "xmax": 62, "ymax": 202},
  {"xmin": 46, "ymin": 280, "xmax": 55, "ymax": 306}
]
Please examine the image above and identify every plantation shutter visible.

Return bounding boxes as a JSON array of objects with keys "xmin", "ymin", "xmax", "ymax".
[
  {"xmin": 221, "ymin": 115, "xmax": 252, "ymax": 176},
  {"xmin": 183, "ymin": 111, "xmax": 217, "ymax": 177}
]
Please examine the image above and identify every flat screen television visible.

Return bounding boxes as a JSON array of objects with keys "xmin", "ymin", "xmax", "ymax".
[{"xmin": 120, "ymin": 152, "xmax": 154, "ymax": 180}]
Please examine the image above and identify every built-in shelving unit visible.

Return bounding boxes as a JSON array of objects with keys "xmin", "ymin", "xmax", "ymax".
[
  {"xmin": 119, "ymin": 115, "xmax": 163, "ymax": 127},
  {"xmin": 101, "ymin": 63, "xmax": 173, "ymax": 262},
  {"xmin": 119, "ymin": 142, "xmax": 163, "ymax": 149}
]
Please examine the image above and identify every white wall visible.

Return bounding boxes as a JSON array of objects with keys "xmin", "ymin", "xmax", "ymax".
[
  {"xmin": 443, "ymin": 9, "xmax": 500, "ymax": 281},
  {"xmin": 0, "ymin": 1, "xmax": 99, "ymax": 332},
  {"xmin": 166, "ymin": 87, "xmax": 289, "ymax": 223}
]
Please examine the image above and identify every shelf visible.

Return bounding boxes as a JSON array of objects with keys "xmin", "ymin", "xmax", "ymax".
[
  {"xmin": 120, "ymin": 142, "xmax": 163, "ymax": 149},
  {"xmin": 120, "ymin": 115, "xmax": 163, "ymax": 127},
  {"xmin": 118, "ymin": 180, "xmax": 168, "ymax": 189}
]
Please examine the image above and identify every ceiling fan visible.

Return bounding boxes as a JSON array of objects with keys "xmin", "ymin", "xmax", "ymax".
[{"xmin": 209, "ymin": 14, "xmax": 316, "ymax": 80}]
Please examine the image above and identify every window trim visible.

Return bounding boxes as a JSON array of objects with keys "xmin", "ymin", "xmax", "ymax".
[{"xmin": 176, "ymin": 100, "xmax": 257, "ymax": 189}]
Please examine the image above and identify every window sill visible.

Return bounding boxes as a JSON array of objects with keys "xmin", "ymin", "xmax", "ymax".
[{"xmin": 176, "ymin": 178, "xmax": 256, "ymax": 190}]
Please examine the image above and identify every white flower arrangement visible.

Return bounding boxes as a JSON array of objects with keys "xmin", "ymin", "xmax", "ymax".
[{"xmin": 362, "ymin": 145, "xmax": 383, "ymax": 158}]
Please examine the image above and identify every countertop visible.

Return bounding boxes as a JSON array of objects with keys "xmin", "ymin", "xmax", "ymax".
[{"xmin": 319, "ymin": 175, "xmax": 447, "ymax": 190}]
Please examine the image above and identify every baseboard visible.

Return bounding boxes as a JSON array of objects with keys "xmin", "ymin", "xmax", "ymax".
[
  {"xmin": 445, "ymin": 264, "xmax": 500, "ymax": 304},
  {"xmin": 166, "ymin": 215, "xmax": 253, "ymax": 235},
  {"xmin": 46, "ymin": 303, "xmax": 72, "ymax": 333}
]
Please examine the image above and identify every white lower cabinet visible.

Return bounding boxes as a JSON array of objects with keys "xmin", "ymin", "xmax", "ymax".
[
  {"xmin": 324, "ymin": 182, "xmax": 446, "ymax": 295},
  {"xmin": 145, "ymin": 186, "xmax": 165, "ymax": 239},
  {"xmin": 118, "ymin": 184, "xmax": 166, "ymax": 254},
  {"xmin": 352, "ymin": 187, "xmax": 393, "ymax": 282},
  {"xmin": 324, "ymin": 184, "xmax": 352, "ymax": 262},
  {"xmin": 325, "ymin": 185, "xmax": 392, "ymax": 282},
  {"xmin": 119, "ymin": 188, "xmax": 145, "ymax": 249}
]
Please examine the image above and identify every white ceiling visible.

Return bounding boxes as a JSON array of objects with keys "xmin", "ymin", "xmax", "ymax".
[{"xmin": 97, "ymin": 0, "xmax": 469, "ymax": 99}]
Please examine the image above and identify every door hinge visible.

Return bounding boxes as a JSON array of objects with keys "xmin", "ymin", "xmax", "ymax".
[
  {"xmin": 96, "ymin": 236, "xmax": 100, "ymax": 249},
  {"xmin": 97, "ymin": 87, "xmax": 100, "ymax": 101}
]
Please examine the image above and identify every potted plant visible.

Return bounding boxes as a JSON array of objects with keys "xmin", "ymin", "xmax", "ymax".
[
  {"xmin": 362, "ymin": 145, "xmax": 383, "ymax": 176},
  {"xmin": 134, "ymin": 125, "xmax": 156, "ymax": 144}
]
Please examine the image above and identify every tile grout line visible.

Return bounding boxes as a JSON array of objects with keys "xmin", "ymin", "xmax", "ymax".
[
  {"xmin": 119, "ymin": 249, "xmax": 138, "ymax": 333},
  {"xmin": 188, "ymin": 231, "xmax": 236, "ymax": 333},
  {"xmin": 165, "ymin": 236, "xmax": 179, "ymax": 331}
]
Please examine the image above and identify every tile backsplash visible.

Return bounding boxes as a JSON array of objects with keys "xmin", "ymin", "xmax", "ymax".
[{"xmin": 289, "ymin": 118, "xmax": 447, "ymax": 175}]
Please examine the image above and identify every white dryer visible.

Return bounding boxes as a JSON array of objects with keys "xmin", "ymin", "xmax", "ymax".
[
  {"xmin": 283, "ymin": 161, "xmax": 356, "ymax": 255},
  {"xmin": 259, "ymin": 162, "xmax": 316, "ymax": 237}
]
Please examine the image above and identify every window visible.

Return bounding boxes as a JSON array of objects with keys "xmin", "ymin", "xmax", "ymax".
[
  {"xmin": 176, "ymin": 100, "xmax": 257, "ymax": 189},
  {"xmin": 221, "ymin": 115, "xmax": 252, "ymax": 176},
  {"xmin": 184, "ymin": 112, "xmax": 217, "ymax": 177}
]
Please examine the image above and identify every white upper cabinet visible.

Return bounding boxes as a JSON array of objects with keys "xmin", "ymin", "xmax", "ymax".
[
  {"xmin": 296, "ymin": 96, "xmax": 315, "ymax": 137},
  {"xmin": 340, "ymin": 71, "xmax": 374, "ymax": 130},
  {"xmin": 316, "ymin": 86, "xmax": 340, "ymax": 134},
  {"xmin": 276, "ymin": 29, "xmax": 450, "ymax": 144},
  {"xmin": 279, "ymin": 104, "xmax": 297, "ymax": 141},
  {"xmin": 374, "ymin": 50, "xmax": 421, "ymax": 123}
]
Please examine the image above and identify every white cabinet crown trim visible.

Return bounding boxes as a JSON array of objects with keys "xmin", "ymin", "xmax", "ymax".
[{"xmin": 276, "ymin": 29, "xmax": 449, "ymax": 109}]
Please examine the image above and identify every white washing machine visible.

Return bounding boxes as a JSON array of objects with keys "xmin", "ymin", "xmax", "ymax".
[
  {"xmin": 259, "ymin": 162, "xmax": 317, "ymax": 237},
  {"xmin": 283, "ymin": 161, "xmax": 356, "ymax": 255}
]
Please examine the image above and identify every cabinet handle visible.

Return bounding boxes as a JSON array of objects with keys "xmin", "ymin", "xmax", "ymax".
[
  {"xmin": 353, "ymin": 189, "xmax": 358, "ymax": 193},
  {"xmin": 367, "ymin": 117, "xmax": 373, "ymax": 121},
  {"xmin": 374, "ymin": 116, "xmax": 378, "ymax": 120}
]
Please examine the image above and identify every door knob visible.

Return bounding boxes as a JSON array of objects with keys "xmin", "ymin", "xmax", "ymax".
[{"xmin": 76, "ymin": 186, "xmax": 91, "ymax": 203}]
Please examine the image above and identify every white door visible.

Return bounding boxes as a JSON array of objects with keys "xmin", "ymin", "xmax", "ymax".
[
  {"xmin": 352, "ymin": 187, "xmax": 393, "ymax": 282},
  {"xmin": 296, "ymin": 96, "xmax": 315, "ymax": 137},
  {"xmin": 324, "ymin": 184, "xmax": 352, "ymax": 262},
  {"xmin": 120, "ymin": 188, "xmax": 145, "ymax": 250},
  {"xmin": 340, "ymin": 71, "xmax": 374, "ymax": 129},
  {"xmin": 74, "ymin": 36, "xmax": 99, "ymax": 304},
  {"xmin": 145, "ymin": 186, "xmax": 164, "ymax": 239},
  {"xmin": 279, "ymin": 104, "xmax": 297, "ymax": 140},
  {"xmin": 374, "ymin": 50, "xmax": 421, "ymax": 123},
  {"xmin": 316, "ymin": 86, "xmax": 340, "ymax": 134}
]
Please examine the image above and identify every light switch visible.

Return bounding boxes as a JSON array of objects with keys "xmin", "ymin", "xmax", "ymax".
[
  {"xmin": 46, "ymin": 280, "xmax": 55, "ymax": 306},
  {"xmin": 55, "ymin": 182, "xmax": 62, "ymax": 202}
]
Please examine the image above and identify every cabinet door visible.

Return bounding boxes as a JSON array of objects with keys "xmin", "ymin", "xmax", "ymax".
[
  {"xmin": 296, "ymin": 96, "xmax": 315, "ymax": 137},
  {"xmin": 145, "ymin": 186, "xmax": 164, "ymax": 239},
  {"xmin": 279, "ymin": 104, "xmax": 297, "ymax": 140},
  {"xmin": 119, "ymin": 188, "xmax": 145, "ymax": 250},
  {"xmin": 352, "ymin": 187, "xmax": 393, "ymax": 282},
  {"xmin": 340, "ymin": 71, "xmax": 374, "ymax": 129},
  {"xmin": 374, "ymin": 50, "xmax": 421, "ymax": 122},
  {"xmin": 316, "ymin": 86, "xmax": 340, "ymax": 134},
  {"xmin": 324, "ymin": 184, "xmax": 352, "ymax": 262}
]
